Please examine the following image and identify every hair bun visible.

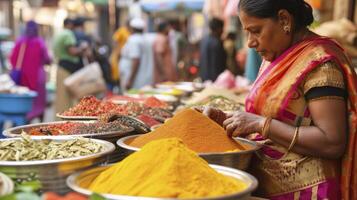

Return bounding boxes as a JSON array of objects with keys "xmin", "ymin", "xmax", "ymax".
[{"xmin": 298, "ymin": 0, "xmax": 314, "ymax": 27}]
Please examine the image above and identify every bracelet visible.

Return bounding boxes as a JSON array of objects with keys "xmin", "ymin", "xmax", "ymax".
[
  {"xmin": 288, "ymin": 127, "xmax": 300, "ymax": 152},
  {"xmin": 261, "ymin": 117, "xmax": 272, "ymax": 138}
]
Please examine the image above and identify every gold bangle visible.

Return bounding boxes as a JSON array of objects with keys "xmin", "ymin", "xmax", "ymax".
[
  {"xmin": 261, "ymin": 117, "xmax": 272, "ymax": 138},
  {"xmin": 288, "ymin": 127, "xmax": 300, "ymax": 152}
]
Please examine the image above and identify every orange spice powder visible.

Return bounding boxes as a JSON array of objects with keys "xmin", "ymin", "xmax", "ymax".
[{"xmin": 128, "ymin": 109, "xmax": 247, "ymax": 153}]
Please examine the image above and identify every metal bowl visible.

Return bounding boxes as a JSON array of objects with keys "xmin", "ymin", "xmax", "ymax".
[
  {"xmin": 66, "ymin": 164, "xmax": 258, "ymax": 200},
  {"xmin": 3, "ymin": 121, "xmax": 134, "ymax": 139},
  {"xmin": 0, "ymin": 136, "xmax": 115, "ymax": 194},
  {"xmin": 2, "ymin": 121, "xmax": 136, "ymax": 163},
  {"xmin": 117, "ymin": 135, "xmax": 261, "ymax": 170},
  {"xmin": 0, "ymin": 172, "xmax": 14, "ymax": 197}
]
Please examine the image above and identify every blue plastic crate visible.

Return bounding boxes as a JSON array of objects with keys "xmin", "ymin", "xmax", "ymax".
[{"xmin": 0, "ymin": 92, "xmax": 37, "ymax": 114}]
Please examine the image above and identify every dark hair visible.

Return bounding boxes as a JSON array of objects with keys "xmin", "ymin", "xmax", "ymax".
[
  {"xmin": 209, "ymin": 18, "xmax": 224, "ymax": 31},
  {"xmin": 63, "ymin": 18, "xmax": 74, "ymax": 26},
  {"xmin": 73, "ymin": 16, "xmax": 87, "ymax": 27},
  {"xmin": 238, "ymin": 0, "xmax": 314, "ymax": 30},
  {"xmin": 157, "ymin": 21, "xmax": 169, "ymax": 32}
]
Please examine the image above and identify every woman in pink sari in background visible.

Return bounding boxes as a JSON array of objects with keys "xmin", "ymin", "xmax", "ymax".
[{"xmin": 10, "ymin": 21, "xmax": 51, "ymax": 121}]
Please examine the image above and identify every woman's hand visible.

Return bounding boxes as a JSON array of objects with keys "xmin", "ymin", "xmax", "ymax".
[
  {"xmin": 193, "ymin": 106, "xmax": 227, "ymax": 126},
  {"xmin": 223, "ymin": 111, "xmax": 265, "ymax": 137}
]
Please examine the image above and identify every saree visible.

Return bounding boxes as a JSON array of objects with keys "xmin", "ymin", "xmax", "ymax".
[
  {"xmin": 10, "ymin": 37, "xmax": 50, "ymax": 120},
  {"xmin": 245, "ymin": 36, "xmax": 357, "ymax": 200}
]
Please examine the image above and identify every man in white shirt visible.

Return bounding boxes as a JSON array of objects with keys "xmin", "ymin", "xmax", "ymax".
[{"xmin": 119, "ymin": 18, "xmax": 154, "ymax": 90}]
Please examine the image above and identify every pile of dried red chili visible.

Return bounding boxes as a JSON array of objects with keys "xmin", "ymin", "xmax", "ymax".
[
  {"xmin": 143, "ymin": 97, "xmax": 169, "ymax": 108},
  {"xmin": 61, "ymin": 96, "xmax": 127, "ymax": 116},
  {"xmin": 61, "ymin": 96, "xmax": 172, "ymax": 121}
]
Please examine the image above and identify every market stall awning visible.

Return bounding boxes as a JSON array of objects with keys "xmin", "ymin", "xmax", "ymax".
[{"xmin": 141, "ymin": 0, "xmax": 204, "ymax": 12}]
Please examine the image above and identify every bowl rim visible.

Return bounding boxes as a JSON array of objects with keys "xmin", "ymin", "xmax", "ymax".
[
  {"xmin": 66, "ymin": 164, "xmax": 258, "ymax": 200},
  {"xmin": 0, "ymin": 172, "xmax": 14, "ymax": 196},
  {"xmin": 116, "ymin": 134, "xmax": 262, "ymax": 155},
  {"xmin": 0, "ymin": 91, "xmax": 37, "ymax": 98},
  {"xmin": 2, "ymin": 120, "xmax": 135, "ymax": 138},
  {"xmin": 0, "ymin": 136, "xmax": 115, "ymax": 166}
]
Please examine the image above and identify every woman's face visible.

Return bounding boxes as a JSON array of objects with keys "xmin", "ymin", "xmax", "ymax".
[{"xmin": 239, "ymin": 10, "xmax": 292, "ymax": 61}]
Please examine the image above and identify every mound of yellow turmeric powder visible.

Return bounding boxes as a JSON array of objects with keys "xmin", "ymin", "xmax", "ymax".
[
  {"xmin": 89, "ymin": 138, "xmax": 247, "ymax": 198},
  {"xmin": 129, "ymin": 108, "xmax": 246, "ymax": 153}
]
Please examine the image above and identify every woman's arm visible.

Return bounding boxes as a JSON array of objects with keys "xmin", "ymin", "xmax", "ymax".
[
  {"xmin": 267, "ymin": 98, "xmax": 347, "ymax": 159},
  {"xmin": 221, "ymin": 98, "xmax": 347, "ymax": 159}
]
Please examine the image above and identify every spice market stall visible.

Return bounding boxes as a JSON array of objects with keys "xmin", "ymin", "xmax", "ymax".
[{"xmin": 0, "ymin": 80, "xmax": 263, "ymax": 200}]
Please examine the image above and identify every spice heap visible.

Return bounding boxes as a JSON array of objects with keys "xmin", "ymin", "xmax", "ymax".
[
  {"xmin": 129, "ymin": 109, "xmax": 246, "ymax": 153},
  {"xmin": 61, "ymin": 96, "xmax": 172, "ymax": 122},
  {"xmin": 28, "ymin": 121, "xmax": 132, "ymax": 136},
  {"xmin": 189, "ymin": 95, "xmax": 244, "ymax": 112},
  {"xmin": 62, "ymin": 96, "xmax": 127, "ymax": 116},
  {"xmin": 0, "ymin": 133, "xmax": 102, "ymax": 161},
  {"xmin": 143, "ymin": 96, "xmax": 169, "ymax": 108},
  {"xmin": 89, "ymin": 138, "xmax": 247, "ymax": 198}
]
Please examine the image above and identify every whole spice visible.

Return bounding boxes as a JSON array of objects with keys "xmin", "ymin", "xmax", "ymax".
[
  {"xmin": 0, "ymin": 133, "xmax": 102, "ymax": 161},
  {"xmin": 189, "ymin": 95, "xmax": 243, "ymax": 112},
  {"xmin": 62, "ymin": 96, "xmax": 172, "ymax": 121},
  {"xmin": 89, "ymin": 138, "xmax": 247, "ymax": 198},
  {"xmin": 62, "ymin": 96, "xmax": 127, "ymax": 116},
  {"xmin": 129, "ymin": 109, "xmax": 247, "ymax": 153},
  {"xmin": 28, "ymin": 121, "xmax": 132, "ymax": 136}
]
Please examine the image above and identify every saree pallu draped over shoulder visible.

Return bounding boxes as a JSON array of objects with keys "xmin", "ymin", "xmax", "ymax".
[{"xmin": 245, "ymin": 37, "xmax": 357, "ymax": 200}]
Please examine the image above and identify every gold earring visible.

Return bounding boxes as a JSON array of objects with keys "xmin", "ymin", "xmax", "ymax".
[{"xmin": 284, "ymin": 26, "xmax": 291, "ymax": 34}]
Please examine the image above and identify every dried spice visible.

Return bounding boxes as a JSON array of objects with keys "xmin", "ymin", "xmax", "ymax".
[
  {"xmin": 62, "ymin": 96, "xmax": 172, "ymax": 121},
  {"xmin": 143, "ymin": 97, "xmax": 169, "ymax": 108},
  {"xmin": 28, "ymin": 121, "xmax": 132, "ymax": 136},
  {"xmin": 129, "ymin": 109, "xmax": 247, "ymax": 153},
  {"xmin": 136, "ymin": 114, "xmax": 160, "ymax": 127},
  {"xmin": 189, "ymin": 96, "xmax": 243, "ymax": 112},
  {"xmin": 62, "ymin": 96, "xmax": 127, "ymax": 117},
  {"xmin": 89, "ymin": 138, "xmax": 247, "ymax": 198},
  {"xmin": 0, "ymin": 133, "xmax": 102, "ymax": 161}
]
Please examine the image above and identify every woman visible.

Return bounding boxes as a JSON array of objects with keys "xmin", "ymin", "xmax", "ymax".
[
  {"xmin": 201, "ymin": 0, "xmax": 357, "ymax": 199},
  {"xmin": 10, "ymin": 21, "xmax": 51, "ymax": 121}
]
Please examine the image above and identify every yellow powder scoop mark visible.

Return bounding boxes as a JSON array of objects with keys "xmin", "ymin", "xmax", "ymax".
[
  {"xmin": 89, "ymin": 138, "xmax": 247, "ymax": 198},
  {"xmin": 129, "ymin": 109, "xmax": 247, "ymax": 153}
]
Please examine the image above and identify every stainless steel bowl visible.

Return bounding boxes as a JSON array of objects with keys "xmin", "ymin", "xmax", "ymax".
[
  {"xmin": 0, "ymin": 172, "xmax": 14, "ymax": 197},
  {"xmin": 0, "ymin": 136, "xmax": 115, "ymax": 194},
  {"xmin": 2, "ymin": 121, "xmax": 135, "ymax": 163},
  {"xmin": 117, "ymin": 135, "xmax": 261, "ymax": 170},
  {"xmin": 66, "ymin": 164, "xmax": 258, "ymax": 200},
  {"xmin": 2, "ymin": 121, "xmax": 135, "ymax": 140}
]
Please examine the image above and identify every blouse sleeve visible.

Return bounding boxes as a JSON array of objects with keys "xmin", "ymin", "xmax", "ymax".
[{"xmin": 303, "ymin": 61, "xmax": 346, "ymax": 101}]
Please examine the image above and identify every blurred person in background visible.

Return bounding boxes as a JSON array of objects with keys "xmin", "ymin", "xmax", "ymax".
[
  {"xmin": 224, "ymin": 31, "xmax": 239, "ymax": 75},
  {"xmin": 10, "ymin": 20, "xmax": 51, "ymax": 122},
  {"xmin": 169, "ymin": 19, "xmax": 188, "ymax": 79},
  {"xmin": 110, "ymin": 20, "xmax": 130, "ymax": 90},
  {"xmin": 53, "ymin": 18, "xmax": 87, "ymax": 115},
  {"xmin": 119, "ymin": 18, "xmax": 153, "ymax": 90},
  {"xmin": 153, "ymin": 21, "xmax": 178, "ymax": 83},
  {"xmin": 73, "ymin": 17, "xmax": 92, "ymax": 48},
  {"xmin": 245, "ymin": 48, "xmax": 262, "ymax": 83},
  {"xmin": 73, "ymin": 17, "xmax": 93, "ymax": 68},
  {"xmin": 199, "ymin": 17, "xmax": 226, "ymax": 81}
]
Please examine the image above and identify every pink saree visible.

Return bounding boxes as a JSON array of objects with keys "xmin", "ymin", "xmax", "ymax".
[{"xmin": 245, "ymin": 37, "xmax": 357, "ymax": 200}]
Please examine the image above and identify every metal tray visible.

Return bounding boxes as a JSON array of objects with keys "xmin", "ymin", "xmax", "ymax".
[
  {"xmin": 0, "ymin": 136, "xmax": 115, "ymax": 194},
  {"xmin": 2, "ymin": 121, "xmax": 135, "ymax": 140},
  {"xmin": 56, "ymin": 113, "xmax": 98, "ymax": 120},
  {"xmin": 67, "ymin": 164, "xmax": 258, "ymax": 200}
]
